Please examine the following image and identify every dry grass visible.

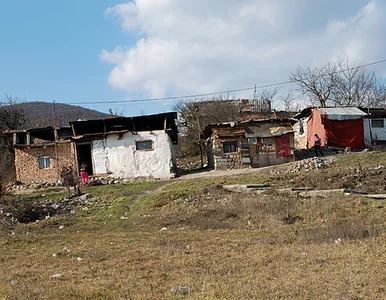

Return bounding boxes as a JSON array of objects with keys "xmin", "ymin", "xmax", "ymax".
[{"xmin": 1, "ymin": 152, "xmax": 386, "ymax": 299}]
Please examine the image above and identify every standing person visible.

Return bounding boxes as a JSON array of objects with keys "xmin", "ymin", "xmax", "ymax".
[
  {"xmin": 80, "ymin": 162, "xmax": 89, "ymax": 185},
  {"xmin": 314, "ymin": 134, "xmax": 324, "ymax": 157}
]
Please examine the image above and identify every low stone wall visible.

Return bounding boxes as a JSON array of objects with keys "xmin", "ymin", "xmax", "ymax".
[{"xmin": 4, "ymin": 175, "xmax": 161, "ymax": 194}]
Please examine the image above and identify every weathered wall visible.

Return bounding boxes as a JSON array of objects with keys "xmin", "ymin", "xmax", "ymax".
[
  {"xmin": 364, "ymin": 118, "xmax": 386, "ymax": 148},
  {"xmin": 307, "ymin": 109, "xmax": 327, "ymax": 147},
  {"xmin": 15, "ymin": 142, "xmax": 76, "ymax": 183},
  {"xmin": 293, "ymin": 118, "xmax": 309, "ymax": 149},
  {"xmin": 212, "ymin": 138, "xmax": 244, "ymax": 170},
  {"xmin": 91, "ymin": 130, "xmax": 175, "ymax": 179}
]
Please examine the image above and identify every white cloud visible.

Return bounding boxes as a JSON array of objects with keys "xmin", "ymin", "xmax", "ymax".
[{"xmin": 100, "ymin": 0, "xmax": 386, "ymax": 101}]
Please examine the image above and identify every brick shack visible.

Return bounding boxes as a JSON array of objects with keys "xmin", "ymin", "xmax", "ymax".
[
  {"xmin": 206, "ymin": 119, "xmax": 295, "ymax": 170},
  {"xmin": 4, "ymin": 127, "xmax": 75, "ymax": 183}
]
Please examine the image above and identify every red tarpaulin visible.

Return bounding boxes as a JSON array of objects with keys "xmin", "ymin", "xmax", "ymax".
[
  {"xmin": 323, "ymin": 118, "xmax": 365, "ymax": 149},
  {"xmin": 276, "ymin": 134, "xmax": 291, "ymax": 156}
]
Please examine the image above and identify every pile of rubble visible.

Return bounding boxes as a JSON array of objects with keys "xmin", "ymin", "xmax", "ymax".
[
  {"xmin": 4, "ymin": 181, "xmax": 61, "ymax": 193},
  {"xmin": 0, "ymin": 193, "xmax": 101, "ymax": 225},
  {"xmin": 287, "ymin": 157, "xmax": 335, "ymax": 173}
]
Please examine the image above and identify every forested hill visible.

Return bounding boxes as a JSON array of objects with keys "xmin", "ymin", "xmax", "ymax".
[{"xmin": 19, "ymin": 102, "xmax": 108, "ymax": 128}]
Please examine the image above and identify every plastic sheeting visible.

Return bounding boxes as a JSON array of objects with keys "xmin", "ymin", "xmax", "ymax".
[{"xmin": 323, "ymin": 118, "xmax": 365, "ymax": 149}]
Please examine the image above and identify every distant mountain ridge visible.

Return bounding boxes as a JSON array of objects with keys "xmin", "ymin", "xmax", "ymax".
[{"xmin": 19, "ymin": 102, "xmax": 108, "ymax": 128}]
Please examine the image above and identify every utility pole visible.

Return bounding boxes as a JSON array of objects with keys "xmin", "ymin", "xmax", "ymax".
[
  {"xmin": 194, "ymin": 106, "xmax": 204, "ymax": 168},
  {"xmin": 253, "ymin": 84, "xmax": 257, "ymax": 112},
  {"xmin": 52, "ymin": 100, "xmax": 60, "ymax": 181}
]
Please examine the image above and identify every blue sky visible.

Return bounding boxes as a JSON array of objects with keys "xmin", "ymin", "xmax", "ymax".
[
  {"xmin": 1, "ymin": 0, "xmax": 386, "ymax": 116},
  {"xmin": 0, "ymin": 0, "xmax": 140, "ymax": 115}
]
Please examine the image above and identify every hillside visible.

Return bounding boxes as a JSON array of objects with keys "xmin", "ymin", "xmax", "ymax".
[
  {"xmin": 1, "ymin": 152, "xmax": 386, "ymax": 298},
  {"xmin": 19, "ymin": 101, "xmax": 108, "ymax": 128}
]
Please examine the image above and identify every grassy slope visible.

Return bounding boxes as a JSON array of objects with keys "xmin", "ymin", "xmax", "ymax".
[{"xmin": 1, "ymin": 152, "xmax": 386, "ymax": 299}]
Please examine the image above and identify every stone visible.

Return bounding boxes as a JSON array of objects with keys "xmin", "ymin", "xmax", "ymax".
[
  {"xmin": 80, "ymin": 194, "xmax": 92, "ymax": 201},
  {"xmin": 365, "ymin": 194, "xmax": 386, "ymax": 199},
  {"xmin": 223, "ymin": 184, "xmax": 270, "ymax": 193},
  {"xmin": 170, "ymin": 286, "xmax": 191, "ymax": 295},
  {"xmin": 299, "ymin": 189, "xmax": 346, "ymax": 198}
]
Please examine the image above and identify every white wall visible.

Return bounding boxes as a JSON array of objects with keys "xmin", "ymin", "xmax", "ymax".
[
  {"xmin": 364, "ymin": 118, "xmax": 386, "ymax": 148},
  {"xmin": 91, "ymin": 130, "xmax": 175, "ymax": 179}
]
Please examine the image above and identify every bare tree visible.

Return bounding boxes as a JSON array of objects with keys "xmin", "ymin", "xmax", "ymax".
[
  {"xmin": 0, "ymin": 95, "xmax": 28, "ymax": 130},
  {"xmin": 290, "ymin": 63, "xmax": 336, "ymax": 107},
  {"xmin": 173, "ymin": 95, "xmax": 241, "ymax": 167},
  {"xmin": 0, "ymin": 142, "xmax": 14, "ymax": 195},
  {"xmin": 0, "ymin": 96, "xmax": 27, "ymax": 191},
  {"xmin": 255, "ymin": 87, "xmax": 278, "ymax": 109},
  {"xmin": 290, "ymin": 61, "xmax": 386, "ymax": 108},
  {"xmin": 331, "ymin": 60, "xmax": 386, "ymax": 108},
  {"xmin": 174, "ymin": 95, "xmax": 241, "ymax": 139},
  {"xmin": 278, "ymin": 91, "xmax": 299, "ymax": 112}
]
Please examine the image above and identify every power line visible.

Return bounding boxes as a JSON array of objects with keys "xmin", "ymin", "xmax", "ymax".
[
  {"xmin": 49, "ymin": 58, "xmax": 386, "ymax": 105},
  {"xmin": 70, "ymin": 80, "xmax": 293, "ymax": 105}
]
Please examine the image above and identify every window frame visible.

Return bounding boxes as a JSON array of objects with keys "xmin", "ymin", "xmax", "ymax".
[
  {"xmin": 223, "ymin": 141, "xmax": 238, "ymax": 153},
  {"xmin": 135, "ymin": 140, "xmax": 154, "ymax": 151},
  {"xmin": 38, "ymin": 155, "xmax": 51, "ymax": 169},
  {"xmin": 371, "ymin": 119, "xmax": 384, "ymax": 128}
]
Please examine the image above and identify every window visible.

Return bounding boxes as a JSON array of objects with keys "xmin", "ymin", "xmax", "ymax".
[
  {"xmin": 371, "ymin": 119, "xmax": 384, "ymax": 128},
  {"xmin": 38, "ymin": 155, "xmax": 51, "ymax": 169},
  {"xmin": 223, "ymin": 142, "xmax": 237, "ymax": 153},
  {"xmin": 136, "ymin": 140, "xmax": 153, "ymax": 151}
]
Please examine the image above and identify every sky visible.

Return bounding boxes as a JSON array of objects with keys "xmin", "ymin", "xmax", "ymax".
[{"xmin": 1, "ymin": 0, "xmax": 386, "ymax": 117}]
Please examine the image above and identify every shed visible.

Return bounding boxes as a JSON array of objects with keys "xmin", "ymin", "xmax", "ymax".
[
  {"xmin": 293, "ymin": 107, "xmax": 368, "ymax": 150},
  {"xmin": 360, "ymin": 107, "xmax": 386, "ymax": 148},
  {"xmin": 207, "ymin": 119, "xmax": 295, "ymax": 170},
  {"xmin": 70, "ymin": 112, "xmax": 178, "ymax": 180}
]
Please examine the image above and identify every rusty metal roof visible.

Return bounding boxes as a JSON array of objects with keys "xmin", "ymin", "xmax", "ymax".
[{"xmin": 245, "ymin": 122, "xmax": 294, "ymax": 138}]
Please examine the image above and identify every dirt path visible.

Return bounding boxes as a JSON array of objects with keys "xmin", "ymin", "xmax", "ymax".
[
  {"xmin": 177, "ymin": 161, "xmax": 293, "ymax": 179},
  {"xmin": 178, "ymin": 154, "xmax": 337, "ymax": 180},
  {"xmin": 129, "ymin": 180, "xmax": 174, "ymax": 210}
]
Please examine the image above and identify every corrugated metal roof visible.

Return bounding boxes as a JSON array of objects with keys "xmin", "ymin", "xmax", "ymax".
[{"xmin": 320, "ymin": 107, "xmax": 367, "ymax": 116}]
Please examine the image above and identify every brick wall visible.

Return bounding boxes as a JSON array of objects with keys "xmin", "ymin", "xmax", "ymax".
[{"xmin": 15, "ymin": 142, "xmax": 76, "ymax": 183}]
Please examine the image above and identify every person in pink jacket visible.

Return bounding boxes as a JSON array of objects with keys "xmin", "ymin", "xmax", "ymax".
[{"xmin": 80, "ymin": 162, "xmax": 89, "ymax": 185}]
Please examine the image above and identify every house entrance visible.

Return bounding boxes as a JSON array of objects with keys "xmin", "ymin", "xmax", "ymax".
[{"xmin": 76, "ymin": 143, "xmax": 93, "ymax": 175}]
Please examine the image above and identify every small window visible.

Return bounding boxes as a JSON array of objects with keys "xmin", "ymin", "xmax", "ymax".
[
  {"xmin": 38, "ymin": 155, "xmax": 51, "ymax": 169},
  {"xmin": 371, "ymin": 119, "xmax": 384, "ymax": 128},
  {"xmin": 136, "ymin": 140, "xmax": 153, "ymax": 151},
  {"xmin": 223, "ymin": 142, "xmax": 237, "ymax": 153}
]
